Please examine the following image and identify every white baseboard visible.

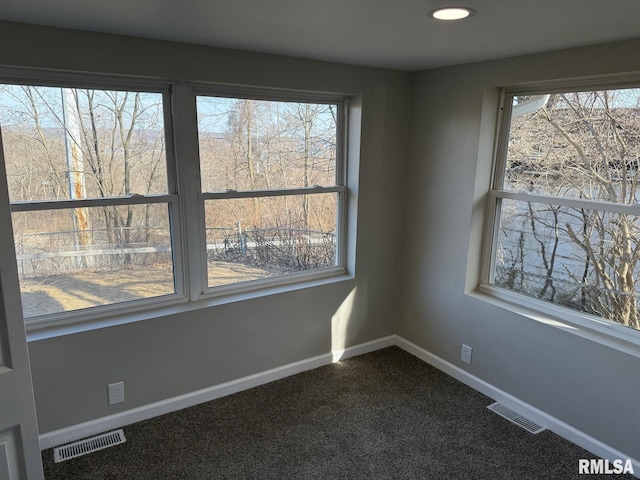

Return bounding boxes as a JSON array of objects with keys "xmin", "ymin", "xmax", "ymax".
[
  {"xmin": 394, "ymin": 335, "xmax": 640, "ymax": 477},
  {"xmin": 332, "ymin": 335, "xmax": 395, "ymax": 362},
  {"xmin": 39, "ymin": 335, "xmax": 395, "ymax": 450}
]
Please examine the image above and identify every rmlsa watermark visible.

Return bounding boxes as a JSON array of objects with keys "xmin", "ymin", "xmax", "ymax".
[{"xmin": 578, "ymin": 459, "xmax": 634, "ymax": 475}]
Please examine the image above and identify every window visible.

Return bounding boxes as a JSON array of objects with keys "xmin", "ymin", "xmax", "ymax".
[
  {"xmin": 0, "ymin": 75, "xmax": 350, "ymax": 329},
  {"xmin": 0, "ymin": 83, "xmax": 181, "ymax": 326},
  {"xmin": 485, "ymin": 85, "xmax": 640, "ymax": 334},
  {"xmin": 195, "ymin": 94, "xmax": 344, "ymax": 292}
]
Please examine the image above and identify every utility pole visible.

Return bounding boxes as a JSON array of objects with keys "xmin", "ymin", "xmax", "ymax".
[{"xmin": 62, "ymin": 88, "xmax": 93, "ymax": 267}]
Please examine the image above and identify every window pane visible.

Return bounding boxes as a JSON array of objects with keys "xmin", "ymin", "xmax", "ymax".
[
  {"xmin": 197, "ymin": 97, "xmax": 337, "ymax": 191},
  {"xmin": 493, "ymin": 198, "xmax": 640, "ymax": 331},
  {"xmin": 205, "ymin": 193, "xmax": 337, "ymax": 287},
  {"xmin": 13, "ymin": 204, "xmax": 175, "ymax": 317},
  {"xmin": 504, "ymin": 89, "xmax": 640, "ymax": 204},
  {"xmin": 0, "ymin": 85, "xmax": 168, "ymax": 202}
]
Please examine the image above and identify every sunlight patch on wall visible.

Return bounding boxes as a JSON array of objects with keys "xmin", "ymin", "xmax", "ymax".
[{"xmin": 331, "ymin": 287, "xmax": 357, "ymax": 362}]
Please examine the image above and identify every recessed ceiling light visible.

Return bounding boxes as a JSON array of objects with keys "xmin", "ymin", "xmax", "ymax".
[{"xmin": 429, "ymin": 7, "xmax": 475, "ymax": 21}]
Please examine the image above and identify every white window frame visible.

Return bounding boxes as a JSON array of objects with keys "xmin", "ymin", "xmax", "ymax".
[
  {"xmin": 188, "ymin": 86, "xmax": 348, "ymax": 300},
  {"xmin": 0, "ymin": 69, "xmax": 355, "ymax": 333},
  {"xmin": 0, "ymin": 75, "xmax": 187, "ymax": 330},
  {"xmin": 479, "ymin": 77, "xmax": 640, "ymax": 355}
]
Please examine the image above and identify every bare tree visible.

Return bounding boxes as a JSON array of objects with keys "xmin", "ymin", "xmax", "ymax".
[
  {"xmin": 0, "ymin": 85, "xmax": 167, "ymax": 272},
  {"xmin": 498, "ymin": 90, "xmax": 640, "ymax": 329}
]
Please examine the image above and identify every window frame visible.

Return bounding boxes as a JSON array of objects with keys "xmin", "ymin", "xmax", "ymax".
[
  {"xmin": 190, "ymin": 86, "xmax": 349, "ymax": 300},
  {"xmin": 0, "ymin": 69, "xmax": 356, "ymax": 332},
  {"xmin": 0, "ymin": 76, "xmax": 187, "ymax": 329},
  {"xmin": 480, "ymin": 78, "xmax": 640, "ymax": 353}
]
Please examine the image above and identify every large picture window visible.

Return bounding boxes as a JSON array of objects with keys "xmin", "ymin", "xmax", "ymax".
[
  {"xmin": 486, "ymin": 85, "xmax": 640, "ymax": 333},
  {"xmin": 0, "ymin": 75, "xmax": 351, "ymax": 329}
]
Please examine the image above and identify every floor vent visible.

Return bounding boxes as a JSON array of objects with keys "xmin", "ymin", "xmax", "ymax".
[
  {"xmin": 53, "ymin": 429, "xmax": 126, "ymax": 463},
  {"xmin": 487, "ymin": 402, "xmax": 546, "ymax": 434}
]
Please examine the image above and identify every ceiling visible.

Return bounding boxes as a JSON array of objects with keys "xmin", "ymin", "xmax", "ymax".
[{"xmin": 2, "ymin": 0, "xmax": 640, "ymax": 71}]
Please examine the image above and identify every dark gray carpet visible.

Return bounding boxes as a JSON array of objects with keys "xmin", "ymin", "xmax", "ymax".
[{"xmin": 41, "ymin": 347, "xmax": 631, "ymax": 479}]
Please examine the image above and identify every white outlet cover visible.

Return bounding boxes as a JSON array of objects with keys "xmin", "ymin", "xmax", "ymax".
[
  {"xmin": 108, "ymin": 382, "xmax": 125, "ymax": 405},
  {"xmin": 461, "ymin": 344, "xmax": 472, "ymax": 365}
]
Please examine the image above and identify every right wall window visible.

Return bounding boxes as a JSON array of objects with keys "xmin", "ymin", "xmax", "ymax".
[{"xmin": 487, "ymin": 86, "xmax": 640, "ymax": 331}]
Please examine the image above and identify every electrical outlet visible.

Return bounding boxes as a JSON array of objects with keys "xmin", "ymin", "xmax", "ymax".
[
  {"xmin": 461, "ymin": 344, "xmax": 473, "ymax": 365},
  {"xmin": 108, "ymin": 382, "xmax": 125, "ymax": 405}
]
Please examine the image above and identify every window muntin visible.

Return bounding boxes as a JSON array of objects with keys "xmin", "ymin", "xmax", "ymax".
[
  {"xmin": 488, "ymin": 86, "xmax": 640, "ymax": 332},
  {"xmin": 196, "ymin": 95, "xmax": 344, "ymax": 290},
  {"xmin": 0, "ymin": 84, "xmax": 180, "ymax": 323}
]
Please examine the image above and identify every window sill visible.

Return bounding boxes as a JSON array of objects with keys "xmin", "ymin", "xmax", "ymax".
[
  {"xmin": 26, "ymin": 269, "xmax": 353, "ymax": 342},
  {"xmin": 469, "ymin": 284, "xmax": 640, "ymax": 359}
]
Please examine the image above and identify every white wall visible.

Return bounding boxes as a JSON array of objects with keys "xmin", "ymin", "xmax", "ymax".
[
  {"xmin": 399, "ymin": 38, "xmax": 640, "ymax": 460},
  {"xmin": 0, "ymin": 21, "xmax": 411, "ymax": 434}
]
